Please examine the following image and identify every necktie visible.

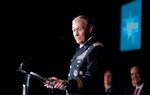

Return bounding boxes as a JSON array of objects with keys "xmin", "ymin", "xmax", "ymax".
[{"xmin": 133, "ymin": 88, "xmax": 140, "ymax": 95}]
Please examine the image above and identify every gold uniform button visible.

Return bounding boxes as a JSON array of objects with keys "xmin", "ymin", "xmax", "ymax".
[{"xmin": 79, "ymin": 71, "xmax": 83, "ymax": 75}]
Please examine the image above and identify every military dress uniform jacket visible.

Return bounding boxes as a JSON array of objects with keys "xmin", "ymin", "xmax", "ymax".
[{"xmin": 66, "ymin": 37, "xmax": 105, "ymax": 95}]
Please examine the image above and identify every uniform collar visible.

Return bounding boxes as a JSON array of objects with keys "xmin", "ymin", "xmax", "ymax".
[{"xmin": 79, "ymin": 36, "xmax": 92, "ymax": 48}]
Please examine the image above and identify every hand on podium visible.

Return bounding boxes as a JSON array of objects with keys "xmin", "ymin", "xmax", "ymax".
[{"xmin": 44, "ymin": 77, "xmax": 69, "ymax": 90}]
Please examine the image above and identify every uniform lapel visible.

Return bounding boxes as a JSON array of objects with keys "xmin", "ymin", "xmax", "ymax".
[
  {"xmin": 71, "ymin": 45, "xmax": 88, "ymax": 62},
  {"xmin": 71, "ymin": 37, "xmax": 94, "ymax": 62}
]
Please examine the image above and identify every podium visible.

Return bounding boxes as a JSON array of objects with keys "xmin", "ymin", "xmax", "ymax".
[{"xmin": 17, "ymin": 63, "xmax": 54, "ymax": 95}]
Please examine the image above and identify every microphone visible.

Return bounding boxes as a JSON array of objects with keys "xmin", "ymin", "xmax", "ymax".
[
  {"xmin": 17, "ymin": 57, "xmax": 32, "ymax": 73},
  {"xmin": 17, "ymin": 62, "xmax": 24, "ymax": 71},
  {"xmin": 17, "ymin": 62, "xmax": 27, "ymax": 74}
]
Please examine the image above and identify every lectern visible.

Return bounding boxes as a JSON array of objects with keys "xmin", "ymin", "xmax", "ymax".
[{"xmin": 17, "ymin": 62, "xmax": 54, "ymax": 95}]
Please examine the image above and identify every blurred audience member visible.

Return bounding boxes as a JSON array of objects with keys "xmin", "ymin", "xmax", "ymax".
[
  {"xmin": 104, "ymin": 67, "xmax": 123, "ymax": 95},
  {"xmin": 125, "ymin": 64, "xmax": 150, "ymax": 95}
]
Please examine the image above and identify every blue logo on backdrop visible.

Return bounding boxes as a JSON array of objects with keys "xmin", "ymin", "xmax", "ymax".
[{"xmin": 120, "ymin": 0, "xmax": 142, "ymax": 51}]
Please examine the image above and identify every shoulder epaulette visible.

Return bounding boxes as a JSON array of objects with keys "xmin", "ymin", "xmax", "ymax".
[{"xmin": 93, "ymin": 42, "xmax": 104, "ymax": 47}]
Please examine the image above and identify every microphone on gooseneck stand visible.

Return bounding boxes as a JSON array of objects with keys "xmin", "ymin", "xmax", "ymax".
[
  {"xmin": 17, "ymin": 62, "xmax": 24, "ymax": 71},
  {"xmin": 17, "ymin": 57, "xmax": 32, "ymax": 74},
  {"xmin": 17, "ymin": 61, "xmax": 27, "ymax": 74}
]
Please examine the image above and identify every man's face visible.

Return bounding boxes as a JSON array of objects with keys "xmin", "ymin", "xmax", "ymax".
[
  {"xmin": 130, "ymin": 66, "xmax": 141, "ymax": 86},
  {"xmin": 72, "ymin": 19, "xmax": 90, "ymax": 45}
]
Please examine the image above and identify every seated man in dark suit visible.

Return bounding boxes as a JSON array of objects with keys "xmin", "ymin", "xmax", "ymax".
[{"xmin": 125, "ymin": 64, "xmax": 150, "ymax": 95}]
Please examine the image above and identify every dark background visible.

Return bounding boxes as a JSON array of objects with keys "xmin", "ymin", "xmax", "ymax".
[{"xmin": 2, "ymin": 0, "xmax": 148, "ymax": 95}]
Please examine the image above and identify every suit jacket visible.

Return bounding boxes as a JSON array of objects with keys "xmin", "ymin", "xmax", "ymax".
[
  {"xmin": 104, "ymin": 84, "xmax": 124, "ymax": 95},
  {"xmin": 125, "ymin": 82, "xmax": 150, "ymax": 95},
  {"xmin": 66, "ymin": 37, "xmax": 106, "ymax": 95}
]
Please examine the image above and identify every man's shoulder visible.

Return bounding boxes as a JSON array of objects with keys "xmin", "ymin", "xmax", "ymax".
[
  {"xmin": 87, "ymin": 41, "xmax": 104, "ymax": 53},
  {"xmin": 92, "ymin": 42, "xmax": 104, "ymax": 47}
]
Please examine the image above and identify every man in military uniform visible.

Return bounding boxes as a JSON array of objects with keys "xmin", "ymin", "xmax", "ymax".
[{"xmin": 45, "ymin": 15, "xmax": 106, "ymax": 95}]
